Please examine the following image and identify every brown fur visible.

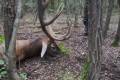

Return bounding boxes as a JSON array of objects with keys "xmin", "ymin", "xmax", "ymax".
[
  {"xmin": 16, "ymin": 37, "xmax": 49, "ymax": 62},
  {"xmin": 0, "ymin": 37, "xmax": 50, "ymax": 62}
]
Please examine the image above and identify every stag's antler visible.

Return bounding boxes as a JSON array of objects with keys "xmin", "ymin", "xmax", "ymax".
[{"xmin": 37, "ymin": 0, "xmax": 72, "ymax": 41}]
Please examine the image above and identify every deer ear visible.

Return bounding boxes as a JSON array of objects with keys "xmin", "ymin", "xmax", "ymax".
[{"xmin": 41, "ymin": 40, "xmax": 48, "ymax": 58}]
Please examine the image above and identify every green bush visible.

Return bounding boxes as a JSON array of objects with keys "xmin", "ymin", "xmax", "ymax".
[
  {"xmin": 58, "ymin": 42, "xmax": 70, "ymax": 55},
  {"xmin": 0, "ymin": 59, "xmax": 28, "ymax": 80},
  {"xmin": 80, "ymin": 58, "xmax": 91, "ymax": 80},
  {"xmin": 111, "ymin": 37, "xmax": 120, "ymax": 47},
  {"xmin": 19, "ymin": 72, "xmax": 28, "ymax": 80},
  {"xmin": 0, "ymin": 35, "xmax": 5, "ymax": 44},
  {"xmin": 0, "ymin": 59, "xmax": 7, "ymax": 79}
]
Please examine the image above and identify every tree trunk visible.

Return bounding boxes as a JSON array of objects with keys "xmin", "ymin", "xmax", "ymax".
[
  {"xmin": 115, "ymin": 17, "xmax": 120, "ymax": 43},
  {"xmin": 103, "ymin": 0, "xmax": 114, "ymax": 38},
  {"xmin": 74, "ymin": 12, "xmax": 79, "ymax": 27},
  {"xmin": 118, "ymin": 0, "xmax": 120, "ymax": 6},
  {"xmin": 3, "ymin": 0, "xmax": 22, "ymax": 80},
  {"xmin": 83, "ymin": 0, "xmax": 88, "ymax": 34},
  {"xmin": 88, "ymin": 0, "xmax": 103, "ymax": 80},
  {"xmin": 74, "ymin": 0, "xmax": 79, "ymax": 27},
  {"xmin": 3, "ymin": 0, "xmax": 16, "ymax": 51},
  {"xmin": 112, "ymin": 1, "xmax": 120, "ymax": 46},
  {"xmin": 112, "ymin": 17, "xmax": 120, "ymax": 47}
]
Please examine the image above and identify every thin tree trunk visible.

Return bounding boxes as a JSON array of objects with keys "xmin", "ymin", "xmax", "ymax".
[
  {"xmin": 74, "ymin": 12, "xmax": 79, "ymax": 27},
  {"xmin": 112, "ymin": 17, "xmax": 120, "ymax": 47},
  {"xmin": 74, "ymin": 0, "xmax": 79, "ymax": 27},
  {"xmin": 115, "ymin": 17, "xmax": 120, "ymax": 42},
  {"xmin": 103, "ymin": 0, "xmax": 114, "ymax": 38},
  {"xmin": 112, "ymin": 1, "xmax": 120, "ymax": 46},
  {"xmin": 83, "ymin": 0, "xmax": 88, "ymax": 33},
  {"xmin": 88, "ymin": 0, "xmax": 103, "ymax": 80},
  {"xmin": 118, "ymin": 0, "xmax": 120, "ymax": 6}
]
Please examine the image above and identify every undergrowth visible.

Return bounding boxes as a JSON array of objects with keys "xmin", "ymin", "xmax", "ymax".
[
  {"xmin": 0, "ymin": 59, "xmax": 7, "ymax": 79},
  {"xmin": 0, "ymin": 59, "xmax": 28, "ymax": 80},
  {"xmin": 111, "ymin": 38, "xmax": 120, "ymax": 47},
  {"xmin": 80, "ymin": 57, "xmax": 91, "ymax": 80},
  {"xmin": 0, "ymin": 35, "xmax": 5, "ymax": 44},
  {"xmin": 19, "ymin": 72, "xmax": 28, "ymax": 80},
  {"xmin": 58, "ymin": 70, "xmax": 75, "ymax": 80},
  {"xmin": 58, "ymin": 42, "xmax": 70, "ymax": 55}
]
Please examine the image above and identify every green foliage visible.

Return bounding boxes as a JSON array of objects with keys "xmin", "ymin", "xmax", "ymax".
[
  {"xmin": 22, "ymin": 0, "xmax": 36, "ymax": 14},
  {"xmin": 0, "ymin": 68, "xmax": 7, "ymax": 79},
  {"xmin": 0, "ymin": 35, "xmax": 5, "ymax": 44},
  {"xmin": 48, "ymin": 0, "xmax": 64, "ymax": 12},
  {"xmin": 58, "ymin": 42, "xmax": 70, "ymax": 55},
  {"xmin": 0, "ymin": 59, "xmax": 7, "ymax": 79},
  {"xmin": 23, "ymin": 0, "xmax": 36, "ymax": 9},
  {"xmin": 80, "ymin": 58, "xmax": 91, "ymax": 80},
  {"xmin": 0, "ymin": 59, "xmax": 28, "ymax": 80},
  {"xmin": 111, "ymin": 39, "xmax": 120, "ymax": 47},
  {"xmin": 0, "ymin": 59, "xmax": 5, "ymax": 65},
  {"xmin": 19, "ymin": 72, "xmax": 28, "ymax": 80}
]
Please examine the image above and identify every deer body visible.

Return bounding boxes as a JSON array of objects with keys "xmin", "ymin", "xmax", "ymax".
[{"xmin": 0, "ymin": 37, "xmax": 51, "ymax": 62}]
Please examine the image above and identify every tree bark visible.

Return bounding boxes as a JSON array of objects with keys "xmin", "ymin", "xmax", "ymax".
[
  {"xmin": 112, "ymin": 1, "xmax": 120, "ymax": 46},
  {"xmin": 118, "ymin": 0, "xmax": 120, "ymax": 6},
  {"xmin": 3, "ymin": 0, "xmax": 16, "ymax": 51},
  {"xmin": 88, "ymin": 0, "xmax": 103, "ymax": 80},
  {"xmin": 74, "ymin": 0, "xmax": 79, "ymax": 27},
  {"xmin": 103, "ymin": 0, "xmax": 114, "ymax": 38},
  {"xmin": 115, "ymin": 17, "xmax": 120, "ymax": 42},
  {"xmin": 3, "ymin": 0, "xmax": 22, "ymax": 80},
  {"xmin": 83, "ymin": 0, "xmax": 88, "ymax": 33}
]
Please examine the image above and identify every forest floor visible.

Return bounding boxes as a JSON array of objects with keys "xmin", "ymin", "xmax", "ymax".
[{"xmin": 0, "ymin": 14, "xmax": 120, "ymax": 80}]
